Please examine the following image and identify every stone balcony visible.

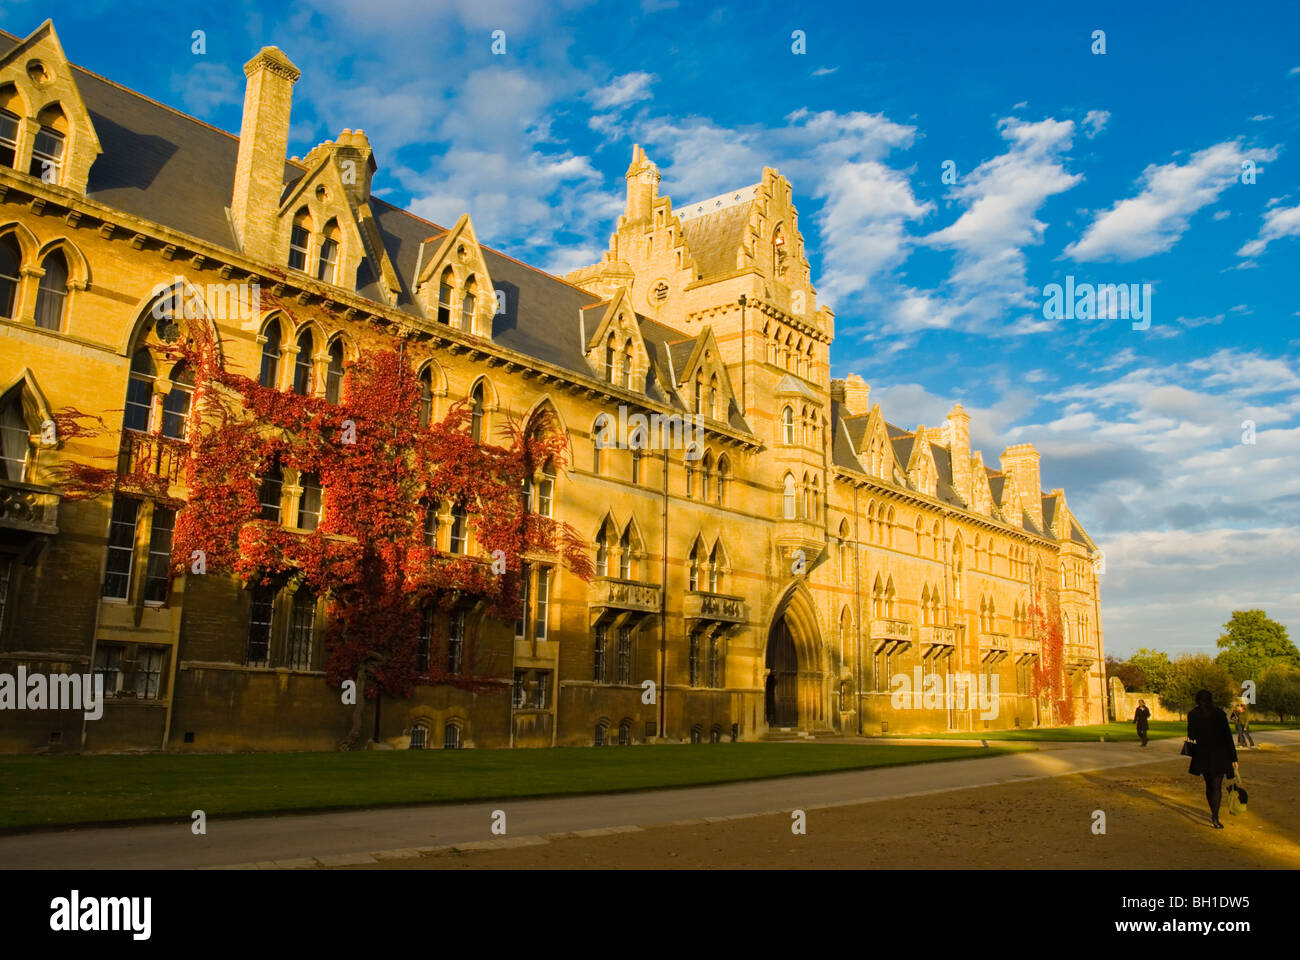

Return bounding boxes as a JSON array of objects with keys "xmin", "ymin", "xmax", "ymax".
[
  {"xmin": 0, "ymin": 478, "xmax": 59, "ymax": 535},
  {"xmin": 1013, "ymin": 635, "xmax": 1041, "ymax": 657},
  {"xmin": 869, "ymin": 618, "xmax": 912, "ymax": 643},
  {"xmin": 1064, "ymin": 642, "xmax": 1098, "ymax": 665},
  {"xmin": 979, "ymin": 632, "xmax": 1011, "ymax": 663},
  {"xmin": 683, "ymin": 590, "xmax": 747, "ymax": 625},
  {"xmin": 921, "ymin": 624, "xmax": 958, "ymax": 645},
  {"xmin": 118, "ymin": 432, "xmax": 188, "ymax": 486},
  {"xmin": 588, "ymin": 576, "xmax": 662, "ymax": 622}
]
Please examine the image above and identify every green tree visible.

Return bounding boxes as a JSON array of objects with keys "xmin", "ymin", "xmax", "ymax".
[
  {"xmin": 1215, "ymin": 610, "xmax": 1300, "ymax": 682},
  {"xmin": 1127, "ymin": 648, "xmax": 1173, "ymax": 694},
  {"xmin": 1158, "ymin": 654, "xmax": 1236, "ymax": 713},
  {"xmin": 1255, "ymin": 665, "xmax": 1300, "ymax": 723},
  {"xmin": 1106, "ymin": 656, "xmax": 1148, "ymax": 692}
]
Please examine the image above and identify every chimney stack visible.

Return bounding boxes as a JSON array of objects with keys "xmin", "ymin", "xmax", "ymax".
[
  {"xmin": 231, "ymin": 46, "xmax": 300, "ymax": 259},
  {"xmin": 1000, "ymin": 443, "xmax": 1044, "ymax": 531},
  {"xmin": 946, "ymin": 403, "xmax": 972, "ymax": 505},
  {"xmin": 839, "ymin": 373, "xmax": 870, "ymax": 415}
]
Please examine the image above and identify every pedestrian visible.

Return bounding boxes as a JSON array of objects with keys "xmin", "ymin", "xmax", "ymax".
[
  {"xmin": 1239, "ymin": 707, "xmax": 1256, "ymax": 748},
  {"xmin": 1232, "ymin": 705, "xmax": 1248, "ymax": 747},
  {"xmin": 1134, "ymin": 699, "xmax": 1151, "ymax": 747},
  {"xmin": 1186, "ymin": 689, "xmax": 1238, "ymax": 829}
]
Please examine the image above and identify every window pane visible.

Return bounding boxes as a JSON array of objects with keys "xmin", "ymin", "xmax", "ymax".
[
  {"xmin": 447, "ymin": 610, "xmax": 464, "ymax": 674},
  {"xmin": 0, "ymin": 397, "xmax": 29, "ymax": 481},
  {"xmin": 161, "ymin": 384, "xmax": 191, "ymax": 440},
  {"xmin": 93, "ymin": 646, "xmax": 123, "ymax": 696},
  {"xmin": 0, "ymin": 110, "xmax": 17, "ymax": 168},
  {"xmin": 259, "ymin": 466, "xmax": 282, "ymax": 522},
  {"xmin": 245, "ymin": 584, "xmax": 275, "ymax": 665},
  {"xmin": 102, "ymin": 497, "xmax": 140, "ymax": 599},
  {"xmin": 534, "ymin": 568, "xmax": 549, "ymax": 640},
  {"xmin": 133, "ymin": 648, "xmax": 165, "ymax": 699},
  {"xmin": 285, "ymin": 590, "xmax": 315, "ymax": 670},
  {"xmin": 143, "ymin": 506, "xmax": 175, "ymax": 603},
  {"xmin": 34, "ymin": 253, "xmax": 68, "ymax": 330},
  {"xmin": 297, "ymin": 474, "xmax": 321, "ymax": 530},
  {"xmin": 289, "ymin": 225, "xmax": 309, "ymax": 271}
]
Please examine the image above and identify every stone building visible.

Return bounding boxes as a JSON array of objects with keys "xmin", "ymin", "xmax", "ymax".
[{"xmin": 0, "ymin": 22, "xmax": 1106, "ymax": 753}]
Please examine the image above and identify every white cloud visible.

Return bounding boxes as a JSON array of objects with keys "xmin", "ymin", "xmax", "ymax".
[
  {"xmin": 812, "ymin": 66, "xmax": 839, "ymax": 77},
  {"xmin": 1236, "ymin": 201, "xmax": 1300, "ymax": 257},
  {"xmin": 587, "ymin": 72, "xmax": 657, "ymax": 110},
  {"xmin": 1082, "ymin": 109, "xmax": 1110, "ymax": 138},
  {"xmin": 1066, "ymin": 140, "xmax": 1278, "ymax": 262},
  {"xmin": 171, "ymin": 63, "xmax": 241, "ymax": 117}
]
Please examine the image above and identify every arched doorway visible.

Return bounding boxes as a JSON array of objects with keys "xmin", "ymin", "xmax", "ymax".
[
  {"xmin": 763, "ymin": 583, "xmax": 826, "ymax": 731},
  {"xmin": 766, "ymin": 618, "xmax": 798, "ymax": 726}
]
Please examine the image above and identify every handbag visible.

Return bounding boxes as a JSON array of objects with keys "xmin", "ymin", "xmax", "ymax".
[
  {"xmin": 1227, "ymin": 776, "xmax": 1248, "ymax": 815},
  {"xmin": 1180, "ymin": 739, "xmax": 1196, "ymax": 757}
]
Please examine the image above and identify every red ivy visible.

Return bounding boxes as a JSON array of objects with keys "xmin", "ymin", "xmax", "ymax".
[{"xmin": 53, "ymin": 317, "xmax": 594, "ymax": 704}]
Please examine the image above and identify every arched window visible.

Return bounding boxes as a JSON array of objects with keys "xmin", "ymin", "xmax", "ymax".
[
  {"xmin": 886, "ymin": 506, "xmax": 896, "ymax": 546},
  {"xmin": 437, "ymin": 268, "xmax": 454, "ymax": 325},
  {"xmin": 885, "ymin": 577, "xmax": 896, "ymax": 617},
  {"xmin": 619, "ymin": 526, "xmax": 632, "ymax": 579},
  {"xmin": 709, "ymin": 374, "xmax": 719, "ymax": 420},
  {"xmin": 409, "ymin": 722, "xmax": 428, "ymax": 750},
  {"xmin": 259, "ymin": 320, "xmax": 282, "ymax": 389},
  {"xmin": 325, "ymin": 340, "xmax": 346, "ymax": 404},
  {"xmin": 953, "ymin": 539, "xmax": 964, "ymax": 602},
  {"xmin": 782, "ymin": 474, "xmax": 797, "ymax": 519},
  {"xmin": 461, "ymin": 279, "xmax": 477, "ymax": 332},
  {"xmin": 0, "ymin": 388, "xmax": 30, "ymax": 481},
  {"xmin": 292, "ymin": 329, "xmax": 314, "ymax": 395},
  {"xmin": 30, "ymin": 119, "xmax": 64, "ymax": 183},
  {"xmin": 708, "ymin": 543, "xmax": 720, "ymax": 592},
  {"xmin": 34, "ymin": 250, "xmax": 68, "ymax": 330},
  {"xmin": 0, "ymin": 233, "xmax": 20, "ymax": 318},
  {"xmin": 316, "ymin": 220, "xmax": 340, "ymax": 283},
  {"xmin": 619, "ymin": 718, "xmax": 632, "ymax": 746},
  {"xmin": 259, "ymin": 459, "xmax": 283, "ymax": 521},
  {"xmin": 622, "ymin": 340, "xmax": 633, "ymax": 389},
  {"xmin": 716, "ymin": 454, "xmax": 729, "ymax": 505},
  {"xmin": 537, "ymin": 459, "xmax": 555, "ymax": 517},
  {"xmin": 781, "ymin": 406, "xmax": 795, "ymax": 445},
  {"xmin": 469, "ymin": 382, "xmax": 485, "ymax": 443},
  {"xmin": 932, "ymin": 520, "xmax": 942, "ymax": 559},
  {"xmin": 0, "ymin": 107, "xmax": 18, "ymax": 169},
  {"xmin": 595, "ymin": 521, "xmax": 610, "ymax": 577},
  {"xmin": 594, "ymin": 721, "xmax": 608, "ymax": 747},
  {"xmin": 872, "ymin": 575, "xmax": 884, "ymax": 618},
  {"xmin": 838, "ymin": 520, "xmax": 851, "ymax": 579},
  {"xmin": 688, "ymin": 541, "xmax": 700, "ymax": 591},
  {"xmin": 605, "ymin": 333, "xmax": 617, "ymax": 382},
  {"xmin": 161, "ymin": 363, "xmax": 193, "ymax": 440},
  {"xmin": 921, "ymin": 585, "xmax": 932, "ymax": 626},
  {"xmin": 124, "ymin": 348, "xmax": 155, "ymax": 433},
  {"xmin": 701, "ymin": 452, "xmax": 712, "ymax": 501},
  {"xmin": 685, "ymin": 457, "xmax": 694, "ymax": 498},
  {"xmin": 694, "ymin": 369, "xmax": 704, "ymax": 414},
  {"xmin": 592, "ymin": 414, "xmax": 608, "ymax": 473},
  {"xmin": 444, "ymin": 723, "xmax": 462, "ymax": 750},
  {"xmin": 418, "ymin": 365, "xmax": 434, "ymax": 427},
  {"xmin": 288, "ymin": 209, "xmax": 311, "ymax": 272},
  {"xmin": 802, "ymin": 472, "xmax": 811, "ymax": 519},
  {"xmin": 297, "ymin": 472, "xmax": 322, "ymax": 531}
]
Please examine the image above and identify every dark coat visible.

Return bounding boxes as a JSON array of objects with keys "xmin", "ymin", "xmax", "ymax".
[
  {"xmin": 1134, "ymin": 706, "xmax": 1150, "ymax": 732},
  {"xmin": 1187, "ymin": 705, "xmax": 1238, "ymax": 777}
]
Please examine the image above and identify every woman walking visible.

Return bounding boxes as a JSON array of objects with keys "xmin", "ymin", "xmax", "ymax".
[
  {"xmin": 1134, "ymin": 699, "xmax": 1151, "ymax": 747},
  {"xmin": 1187, "ymin": 689, "xmax": 1238, "ymax": 828}
]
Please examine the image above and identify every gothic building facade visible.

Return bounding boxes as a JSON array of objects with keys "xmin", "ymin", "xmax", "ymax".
[{"xmin": 0, "ymin": 22, "xmax": 1106, "ymax": 753}]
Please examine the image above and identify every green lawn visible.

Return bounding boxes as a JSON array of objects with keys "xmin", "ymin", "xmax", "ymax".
[
  {"xmin": 0, "ymin": 742, "xmax": 1029, "ymax": 831},
  {"xmin": 888, "ymin": 720, "xmax": 1188, "ymax": 742}
]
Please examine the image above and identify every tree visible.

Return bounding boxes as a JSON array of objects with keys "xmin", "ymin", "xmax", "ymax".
[
  {"xmin": 1106, "ymin": 656, "xmax": 1148, "ymax": 693},
  {"xmin": 1127, "ymin": 648, "xmax": 1173, "ymax": 695},
  {"xmin": 1214, "ymin": 610, "xmax": 1300, "ymax": 682},
  {"xmin": 1158, "ymin": 654, "xmax": 1236, "ymax": 713},
  {"xmin": 1256, "ymin": 665, "xmax": 1300, "ymax": 723}
]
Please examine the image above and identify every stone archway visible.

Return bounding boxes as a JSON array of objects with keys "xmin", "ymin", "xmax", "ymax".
[{"xmin": 764, "ymin": 583, "xmax": 826, "ymax": 731}]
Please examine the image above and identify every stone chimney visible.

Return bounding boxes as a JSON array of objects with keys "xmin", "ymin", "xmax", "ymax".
[
  {"xmin": 1000, "ymin": 443, "xmax": 1044, "ymax": 531},
  {"xmin": 839, "ymin": 373, "xmax": 870, "ymax": 415},
  {"xmin": 624, "ymin": 144, "xmax": 660, "ymax": 223},
  {"xmin": 945, "ymin": 403, "xmax": 972, "ymax": 504},
  {"xmin": 231, "ymin": 46, "xmax": 300, "ymax": 259}
]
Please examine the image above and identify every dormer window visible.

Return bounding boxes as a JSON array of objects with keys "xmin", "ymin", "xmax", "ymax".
[
  {"xmin": 461, "ymin": 287, "xmax": 476, "ymax": 332},
  {"xmin": 604, "ymin": 333, "xmax": 617, "ymax": 382},
  {"xmin": 288, "ymin": 213, "xmax": 311, "ymax": 272},
  {"xmin": 316, "ymin": 221, "xmax": 340, "ymax": 283},
  {"xmin": 0, "ymin": 111, "xmax": 18, "ymax": 168},
  {"xmin": 29, "ymin": 125, "xmax": 63, "ymax": 184},
  {"xmin": 437, "ymin": 268, "xmax": 454, "ymax": 325},
  {"xmin": 622, "ymin": 341, "xmax": 633, "ymax": 389}
]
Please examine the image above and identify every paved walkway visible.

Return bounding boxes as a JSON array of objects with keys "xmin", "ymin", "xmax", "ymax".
[{"xmin": 3, "ymin": 731, "xmax": 1294, "ymax": 869}]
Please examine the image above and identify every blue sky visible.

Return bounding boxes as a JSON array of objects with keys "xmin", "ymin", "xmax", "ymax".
[{"xmin": 14, "ymin": 0, "xmax": 1300, "ymax": 657}]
